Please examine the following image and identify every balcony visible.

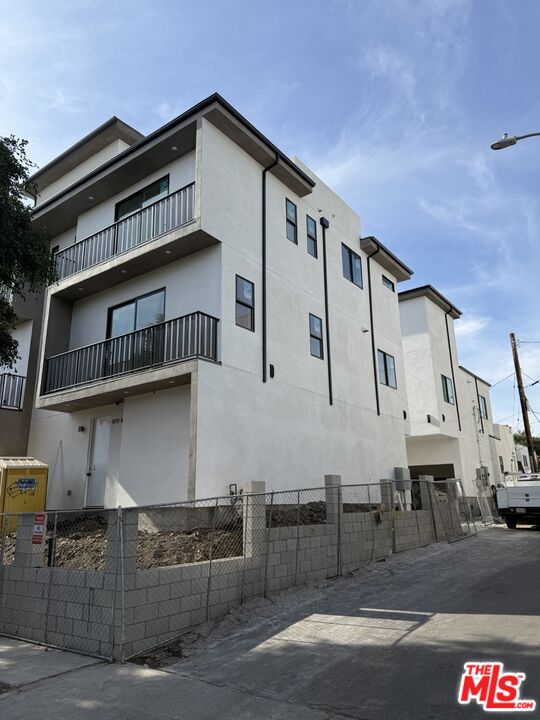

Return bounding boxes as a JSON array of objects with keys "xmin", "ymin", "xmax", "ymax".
[
  {"xmin": 0, "ymin": 373, "xmax": 25, "ymax": 411},
  {"xmin": 40, "ymin": 312, "xmax": 218, "ymax": 410}
]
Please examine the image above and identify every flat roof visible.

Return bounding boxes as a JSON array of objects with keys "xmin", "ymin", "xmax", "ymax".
[
  {"xmin": 398, "ymin": 284, "xmax": 462, "ymax": 319},
  {"xmin": 359, "ymin": 236, "xmax": 413, "ymax": 282},
  {"xmin": 459, "ymin": 366, "xmax": 491, "ymax": 387}
]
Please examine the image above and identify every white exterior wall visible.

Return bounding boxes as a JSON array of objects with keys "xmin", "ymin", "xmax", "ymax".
[{"xmin": 37, "ymin": 140, "xmax": 130, "ymax": 205}]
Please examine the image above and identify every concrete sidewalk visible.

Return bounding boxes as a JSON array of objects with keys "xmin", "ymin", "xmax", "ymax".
[{"xmin": 1, "ymin": 525, "xmax": 539, "ymax": 719}]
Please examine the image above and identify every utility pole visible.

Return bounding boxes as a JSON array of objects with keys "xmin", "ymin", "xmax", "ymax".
[{"xmin": 510, "ymin": 333, "xmax": 538, "ymax": 473}]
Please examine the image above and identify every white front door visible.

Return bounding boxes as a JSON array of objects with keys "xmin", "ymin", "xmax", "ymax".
[{"xmin": 86, "ymin": 416, "xmax": 112, "ymax": 508}]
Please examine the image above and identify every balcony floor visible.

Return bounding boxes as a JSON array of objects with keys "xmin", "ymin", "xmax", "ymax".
[{"xmin": 36, "ymin": 359, "xmax": 204, "ymax": 412}]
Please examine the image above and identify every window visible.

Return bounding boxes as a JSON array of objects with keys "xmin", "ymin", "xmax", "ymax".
[
  {"xmin": 235, "ymin": 276, "xmax": 255, "ymax": 331},
  {"xmin": 341, "ymin": 244, "xmax": 362, "ymax": 287},
  {"xmin": 107, "ymin": 289, "xmax": 165, "ymax": 338},
  {"xmin": 441, "ymin": 375, "xmax": 455, "ymax": 405},
  {"xmin": 479, "ymin": 395, "xmax": 488, "ymax": 419},
  {"xmin": 286, "ymin": 199, "xmax": 298, "ymax": 244},
  {"xmin": 306, "ymin": 215, "xmax": 317, "ymax": 257},
  {"xmin": 309, "ymin": 314, "xmax": 323, "ymax": 359},
  {"xmin": 382, "ymin": 275, "xmax": 395, "ymax": 292},
  {"xmin": 378, "ymin": 350, "xmax": 397, "ymax": 388},
  {"xmin": 115, "ymin": 176, "xmax": 169, "ymax": 221},
  {"xmin": 499, "ymin": 456, "xmax": 504, "ymax": 474}
]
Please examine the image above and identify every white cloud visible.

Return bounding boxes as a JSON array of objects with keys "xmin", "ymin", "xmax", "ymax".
[{"xmin": 455, "ymin": 315, "xmax": 490, "ymax": 337}]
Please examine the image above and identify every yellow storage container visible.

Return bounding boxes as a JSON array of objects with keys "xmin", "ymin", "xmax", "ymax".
[{"xmin": 0, "ymin": 457, "xmax": 48, "ymax": 515}]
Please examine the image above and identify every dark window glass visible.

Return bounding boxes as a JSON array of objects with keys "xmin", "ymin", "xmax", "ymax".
[
  {"xmin": 441, "ymin": 375, "xmax": 455, "ymax": 404},
  {"xmin": 108, "ymin": 289, "xmax": 165, "ymax": 338},
  {"xmin": 309, "ymin": 313, "xmax": 323, "ymax": 359},
  {"xmin": 306, "ymin": 215, "xmax": 317, "ymax": 257},
  {"xmin": 116, "ymin": 176, "xmax": 169, "ymax": 221},
  {"xmin": 341, "ymin": 244, "xmax": 362, "ymax": 287},
  {"xmin": 382, "ymin": 275, "xmax": 395, "ymax": 292},
  {"xmin": 479, "ymin": 395, "xmax": 488, "ymax": 419},
  {"xmin": 378, "ymin": 349, "xmax": 397, "ymax": 388},
  {"xmin": 286, "ymin": 199, "xmax": 298, "ymax": 244},
  {"xmin": 236, "ymin": 276, "xmax": 254, "ymax": 331}
]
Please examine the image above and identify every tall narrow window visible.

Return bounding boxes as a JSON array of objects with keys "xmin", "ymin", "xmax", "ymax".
[
  {"xmin": 382, "ymin": 275, "xmax": 395, "ymax": 292},
  {"xmin": 306, "ymin": 215, "xmax": 317, "ymax": 257},
  {"xmin": 309, "ymin": 314, "xmax": 323, "ymax": 359},
  {"xmin": 286, "ymin": 199, "xmax": 298, "ymax": 244},
  {"xmin": 479, "ymin": 395, "xmax": 488, "ymax": 419},
  {"xmin": 441, "ymin": 375, "xmax": 455, "ymax": 404},
  {"xmin": 378, "ymin": 349, "xmax": 397, "ymax": 388},
  {"xmin": 235, "ymin": 276, "xmax": 255, "ymax": 331},
  {"xmin": 341, "ymin": 244, "xmax": 362, "ymax": 287}
]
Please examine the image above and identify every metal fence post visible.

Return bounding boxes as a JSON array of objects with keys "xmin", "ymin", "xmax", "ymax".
[
  {"xmin": 390, "ymin": 481, "xmax": 397, "ymax": 554},
  {"xmin": 205, "ymin": 498, "xmax": 218, "ymax": 620},
  {"xmin": 0, "ymin": 513, "xmax": 6, "ymax": 627},
  {"xmin": 240, "ymin": 494, "xmax": 248, "ymax": 605},
  {"xmin": 263, "ymin": 492, "xmax": 274, "ymax": 598},
  {"xmin": 44, "ymin": 512, "xmax": 58, "ymax": 644},
  {"xmin": 118, "ymin": 507, "xmax": 126, "ymax": 662},
  {"xmin": 336, "ymin": 485, "xmax": 342, "ymax": 576},
  {"xmin": 294, "ymin": 490, "xmax": 301, "ymax": 585}
]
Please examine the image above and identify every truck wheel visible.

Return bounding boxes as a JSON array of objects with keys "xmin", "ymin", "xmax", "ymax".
[{"xmin": 506, "ymin": 517, "xmax": 517, "ymax": 530}]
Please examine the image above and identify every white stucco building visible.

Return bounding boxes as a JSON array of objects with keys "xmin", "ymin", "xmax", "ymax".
[
  {"xmin": 27, "ymin": 94, "xmax": 414, "ymax": 510},
  {"xmin": 398, "ymin": 285, "xmax": 499, "ymax": 497}
]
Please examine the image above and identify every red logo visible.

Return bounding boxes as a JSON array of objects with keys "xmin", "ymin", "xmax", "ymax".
[{"xmin": 458, "ymin": 662, "xmax": 536, "ymax": 712}]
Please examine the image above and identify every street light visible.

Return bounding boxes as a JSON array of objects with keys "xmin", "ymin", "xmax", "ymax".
[{"xmin": 491, "ymin": 131, "xmax": 540, "ymax": 150}]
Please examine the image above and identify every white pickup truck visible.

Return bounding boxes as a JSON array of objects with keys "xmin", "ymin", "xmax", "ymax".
[{"xmin": 497, "ymin": 480, "xmax": 540, "ymax": 529}]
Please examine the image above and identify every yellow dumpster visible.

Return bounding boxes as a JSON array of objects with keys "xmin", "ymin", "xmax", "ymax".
[{"xmin": 0, "ymin": 457, "xmax": 48, "ymax": 515}]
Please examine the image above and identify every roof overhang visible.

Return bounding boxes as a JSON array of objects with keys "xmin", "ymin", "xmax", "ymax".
[
  {"xmin": 398, "ymin": 284, "xmax": 461, "ymax": 318},
  {"xmin": 31, "ymin": 94, "xmax": 315, "ymax": 239},
  {"xmin": 360, "ymin": 236, "xmax": 413, "ymax": 282}
]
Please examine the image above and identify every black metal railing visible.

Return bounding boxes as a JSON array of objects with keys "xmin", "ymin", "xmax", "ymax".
[
  {"xmin": 0, "ymin": 373, "xmax": 25, "ymax": 410},
  {"xmin": 54, "ymin": 183, "xmax": 196, "ymax": 281},
  {"xmin": 42, "ymin": 311, "xmax": 218, "ymax": 394}
]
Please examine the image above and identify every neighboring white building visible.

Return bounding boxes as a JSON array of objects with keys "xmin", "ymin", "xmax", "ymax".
[
  {"xmin": 27, "ymin": 94, "xmax": 414, "ymax": 510},
  {"xmin": 514, "ymin": 443, "xmax": 532, "ymax": 474},
  {"xmin": 489, "ymin": 423, "xmax": 517, "ymax": 484},
  {"xmin": 398, "ymin": 285, "xmax": 497, "ymax": 497}
]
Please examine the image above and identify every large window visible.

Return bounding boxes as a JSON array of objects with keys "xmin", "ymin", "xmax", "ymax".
[
  {"xmin": 441, "ymin": 375, "xmax": 455, "ymax": 405},
  {"xmin": 479, "ymin": 395, "xmax": 488, "ymax": 419},
  {"xmin": 306, "ymin": 215, "xmax": 317, "ymax": 257},
  {"xmin": 309, "ymin": 314, "xmax": 323, "ymax": 359},
  {"xmin": 378, "ymin": 350, "xmax": 397, "ymax": 388},
  {"xmin": 115, "ymin": 176, "xmax": 169, "ymax": 221},
  {"xmin": 107, "ymin": 289, "xmax": 165, "ymax": 338},
  {"xmin": 235, "ymin": 276, "xmax": 255, "ymax": 331},
  {"xmin": 341, "ymin": 244, "xmax": 362, "ymax": 287},
  {"xmin": 286, "ymin": 199, "xmax": 298, "ymax": 244}
]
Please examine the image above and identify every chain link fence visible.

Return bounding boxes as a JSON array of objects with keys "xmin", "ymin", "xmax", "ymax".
[{"xmin": 0, "ymin": 478, "xmax": 481, "ymax": 661}]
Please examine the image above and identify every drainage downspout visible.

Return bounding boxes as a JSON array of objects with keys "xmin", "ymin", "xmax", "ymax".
[
  {"xmin": 320, "ymin": 217, "xmax": 333, "ymax": 405},
  {"xmin": 366, "ymin": 242, "xmax": 381, "ymax": 416},
  {"xmin": 262, "ymin": 154, "xmax": 279, "ymax": 383},
  {"xmin": 445, "ymin": 310, "xmax": 462, "ymax": 432}
]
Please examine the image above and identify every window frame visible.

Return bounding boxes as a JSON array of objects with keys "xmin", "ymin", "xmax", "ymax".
[
  {"xmin": 377, "ymin": 349, "xmax": 397, "ymax": 389},
  {"xmin": 285, "ymin": 199, "xmax": 298, "ymax": 244},
  {"xmin": 115, "ymin": 175, "xmax": 170, "ymax": 221},
  {"xmin": 479, "ymin": 394, "xmax": 488, "ymax": 419},
  {"xmin": 341, "ymin": 243, "xmax": 363, "ymax": 288},
  {"xmin": 441, "ymin": 374, "xmax": 455, "ymax": 405},
  {"xmin": 382, "ymin": 275, "xmax": 395, "ymax": 292},
  {"xmin": 309, "ymin": 313, "xmax": 323, "ymax": 359},
  {"xmin": 106, "ymin": 287, "xmax": 166, "ymax": 339},
  {"xmin": 306, "ymin": 215, "xmax": 318, "ymax": 258},
  {"xmin": 235, "ymin": 275, "xmax": 255, "ymax": 332}
]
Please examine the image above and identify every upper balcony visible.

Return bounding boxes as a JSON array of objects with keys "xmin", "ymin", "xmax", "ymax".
[
  {"xmin": 48, "ymin": 183, "xmax": 218, "ymax": 301},
  {"xmin": 38, "ymin": 311, "xmax": 218, "ymax": 412}
]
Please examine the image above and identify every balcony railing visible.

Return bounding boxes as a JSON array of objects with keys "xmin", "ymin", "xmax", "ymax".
[
  {"xmin": 0, "ymin": 373, "xmax": 25, "ymax": 410},
  {"xmin": 54, "ymin": 182, "xmax": 195, "ymax": 281},
  {"xmin": 42, "ymin": 311, "xmax": 218, "ymax": 395}
]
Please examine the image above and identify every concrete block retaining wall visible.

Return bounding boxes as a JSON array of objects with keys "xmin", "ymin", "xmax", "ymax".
[{"xmin": 0, "ymin": 478, "xmax": 466, "ymax": 660}]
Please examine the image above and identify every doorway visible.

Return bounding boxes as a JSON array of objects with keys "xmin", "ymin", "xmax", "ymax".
[{"xmin": 86, "ymin": 416, "xmax": 112, "ymax": 508}]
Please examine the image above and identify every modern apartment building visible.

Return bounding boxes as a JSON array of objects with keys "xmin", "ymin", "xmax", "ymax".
[
  {"xmin": 0, "ymin": 290, "xmax": 44, "ymax": 455},
  {"xmin": 399, "ymin": 285, "xmax": 497, "ymax": 497},
  {"xmin": 26, "ymin": 94, "xmax": 413, "ymax": 510}
]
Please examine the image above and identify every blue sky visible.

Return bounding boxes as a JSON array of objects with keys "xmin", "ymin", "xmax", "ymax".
[{"xmin": 1, "ymin": 0, "xmax": 540, "ymax": 430}]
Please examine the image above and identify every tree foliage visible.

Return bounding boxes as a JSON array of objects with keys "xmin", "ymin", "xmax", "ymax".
[
  {"xmin": 513, "ymin": 432, "xmax": 540, "ymax": 457},
  {"xmin": 0, "ymin": 136, "xmax": 56, "ymax": 367}
]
